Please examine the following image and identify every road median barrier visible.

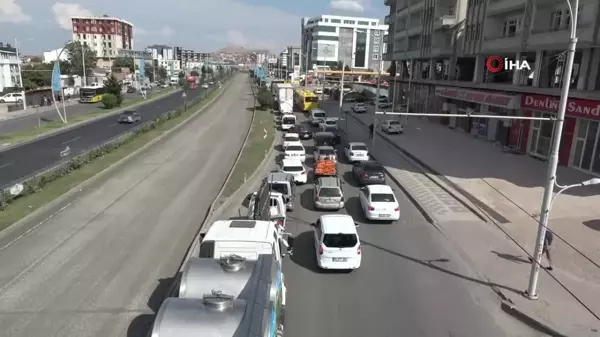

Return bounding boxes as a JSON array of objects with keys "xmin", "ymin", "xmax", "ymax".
[
  {"xmin": 0, "ymin": 74, "xmax": 236, "ymax": 232},
  {"xmin": 0, "ymin": 87, "xmax": 180, "ymax": 152}
]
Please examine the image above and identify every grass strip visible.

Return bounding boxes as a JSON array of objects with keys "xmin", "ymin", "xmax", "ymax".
[
  {"xmin": 0, "ymin": 88, "xmax": 177, "ymax": 146},
  {"xmin": 0, "ymin": 83, "xmax": 227, "ymax": 231},
  {"xmin": 221, "ymin": 106, "xmax": 275, "ymax": 198}
]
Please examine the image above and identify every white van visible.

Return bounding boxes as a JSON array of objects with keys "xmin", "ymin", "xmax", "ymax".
[
  {"xmin": 281, "ymin": 114, "xmax": 296, "ymax": 130},
  {"xmin": 199, "ymin": 220, "xmax": 290, "ymax": 261},
  {"xmin": 309, "ymin": 109, "xmax": 327, "ymax": 126}
]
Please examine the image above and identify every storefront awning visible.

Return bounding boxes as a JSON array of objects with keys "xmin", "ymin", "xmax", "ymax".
[{"xmin": 435, "ymin": 86, "xmax": 521, "ymax": 110}]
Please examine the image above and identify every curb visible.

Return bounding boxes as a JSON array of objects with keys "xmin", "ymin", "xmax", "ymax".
[
  {"xmin": 337, "ymin": 127, "xmax": 440, "ymax": 230},
  {"xmin": 163, "ymin": 80, "xmax": 276, "ymax": 298},
  {"xmin": 0, "ymin": 88, "xmax": 180, "ymax": 154},
  {"xmin": 500, "ymin": 300, "xmax": 569, "ymax": 337},
  {"xmin": 347, "ymin": 112, "xmax": 490, "ymax": 223},
  {"xmin": 0, "ymin": 77, "xmax": 234, "ymax": 243}
]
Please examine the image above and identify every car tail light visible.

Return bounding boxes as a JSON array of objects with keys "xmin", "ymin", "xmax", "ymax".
[
  {"xmin": 319, "ymin": 245, "xmax": 324, "ymax": 255},
  {"xmin": 368, "ymin": 206, "xmax": 375, "ymax": 211},
  {"xmin": 361, "ymin": 173, "xmax": 368, "ymax": 178},
  {"xmin": 357, "ymin": 245, "xmax": 361, "ymax": 255},
  {"xmin": 315, "ymin": 196, "xmax": 320, "ymax": 201},
  {"xmin": 394, "ymin": 207, "xmax": 400, "ymax": 211}
]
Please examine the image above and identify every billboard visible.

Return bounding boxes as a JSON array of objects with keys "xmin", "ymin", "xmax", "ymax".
[
  {"xmin": 138, "ymin": 58, "xmax": 146, "ymax": 84},
  {"xmin": 51, "ymin": 62, "xmax": 62, "ymax": 92}
]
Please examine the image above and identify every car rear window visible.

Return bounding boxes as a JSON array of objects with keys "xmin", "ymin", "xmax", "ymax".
[
  {"xmin": 371, "ymin": 193, "xmax": 396, "ymax": 202},
  {"xmin": 314, "ymin": 112, "xmax": 326, "ymax": 118},
  {"xmin": 282, "ymin": 117, "xmax": 295, "ymax": 124},
  {"xmin": 318, "ymin": 187, "xmax": 342, "ymax": 197},
  {"xmin": 285, "ymin": 135, "xmax": 298, "ymax": 141},
  {"xmin": 287, "ymin": 145, "xmax": 304, "ymax": 152},
  {"xmin": 283, "ymin": 165, "xmax": 303, "ymax": 172},
  {"xmin": 269, "ymin": 183, "xmax": 289, "ymax": 195},
  {"xmin": 319, "ymin": 148, "xmax": 335, "ymax": 155},
  {"xmin": 389, "ymin": 121, "xmax": 400, "ymax": 125},
  {"xmin": 351, "ymin": 145, "xmax": 368, "ymax": 151},
  {"xmin": 363, "ymin": 163, "xmax": 383, "ymax": 171},
  {"xmin": 325, "ymin": 120, "xmax": 336, "ymax": 125},
  {"xmin": 323, "ymin": 234, "xmax": 358, "ymax": 248}
]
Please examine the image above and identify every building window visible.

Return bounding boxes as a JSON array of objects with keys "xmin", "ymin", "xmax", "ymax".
[
  {"xmin": 315, "ymin": 26, "xmax": 337, "ymax": 32},
  {"xmin": 476, "ymin": 23, "xmax": 482, "ymax": 40},
  {"xmin": 502, "ymin": 18, "xmax": 521, "ymax": 37},
  {"xmin": 373, "ymin": 45, "xmax": 380, "ymax": 53},
  {"xmin": 371, "ymin": 22, "xmax": 377, "ymax": 26},
  {"xmin": 373, "ymin": 53, "xmax": 379, "ymax": 60},
  {"xmin": 331, "ymin": 19, "xmax": 341, "ymax": 23},
  {"xmin": 448, "ymin": 5, "xmax": 455, "ymax": 15},
  {"xmin": 358, "ymin": 21, "xmax": 369, "ymax": 25},
  {"xmin": 551, "ymin": 11, "xmax": 562, "ymax": 30},
  {"xmin": 355, "ymin": 30, "xmax": 367, "ymax": 67},
  {"xmin": 343, "ymin": 20, "xmax": 355, "ymax": 24}
]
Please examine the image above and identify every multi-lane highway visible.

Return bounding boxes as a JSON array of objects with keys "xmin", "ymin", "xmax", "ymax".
[
  {"xmin": 0, "ymin": 91, "xmax": 166, "ymax": 135},
  {"xmin": 0, "ymin": 84, "xmax": 211, "ymax": 188},
  {"xmin": 0, "ymin": 74, "xmax": 251, "ymax": 337},
  {"xmin": 245, "ymin": 110, "xmax": 534, "ymax": 336}
]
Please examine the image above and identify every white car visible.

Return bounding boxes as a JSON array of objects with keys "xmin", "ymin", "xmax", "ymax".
[
  {"xmin": 344, "ymin": 142, "xmax": 370, "ymax": 162},
  {"xmin": 283, "ymin": 133, "xmax": 301, "ymax": 149},
  {"xmin": 358, "ymin": 185, "xmax": 400, "ymax": 221},
  {"xmin": 380, "ymin": 120, "xmax": 404, "ymax": 134},
  {"xmin": 319, "ymin": 117, "xmax": 339, "ymax": 130},
  {"xmin": 0, "ymin": 92, "xmax": 24, "ymax": 103},
  {"xmin": 201, "ymin": 83, "xmax": 209, "ymax": 89},
  {"xmin": 284, "ymin": 142, "xmax": 306, "ymax": 162},
  {"xmin": 351, "ymin": 103, "xmax": 367, "ymax": 113},
  {"xmin": 311, "ymin": 214, "xmax": 361, "ymax": 271},
  {"xmin": 281, "ymin": 114, "xmax": 297, "ymax": 131},
  {"xmin": 281, "ymin": 159, "xmax": 307, "ymax": 184}
]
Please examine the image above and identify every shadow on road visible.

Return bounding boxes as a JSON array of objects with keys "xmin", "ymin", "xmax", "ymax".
[{"xmin": 127, "ymin": 275, "xmax": 179, "ymax": 337}]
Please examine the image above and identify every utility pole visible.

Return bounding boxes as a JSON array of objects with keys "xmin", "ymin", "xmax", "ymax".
[
  {"xmin": 81, "ymin": 42, "xmax": 87, "ymax": 87},
  {"xmin": 525, "ymin": 0, "xmax": 579, "ymax": 300},
  {"xmin": 372, "ymin": 41, "xmax": 383, "ymax": 149},
  {"xmin": 320, "ymin": 46, "xmax": 330, "ymax": 106},
  {"xmin": 14, "ymin": 38, "xmax": 26, "ymax": 110},
  {"xmin": 339, "ymin": 60, "xmax": 347, "ymax": 131}
]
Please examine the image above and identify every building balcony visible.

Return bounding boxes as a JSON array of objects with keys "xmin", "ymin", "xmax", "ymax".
[
  {"xmin": 406, "ymin": 25, "xmax": 422, "ymax": 37},
  {"xmin": 529, "ymin": 22, "xmax": 594, "ymax": 49},
  {"xmin": 430, "ymin": 45, "xmax": 454, "ymax": 57},
  {"xmin": 481, "ymin": 33, "xmax": 522, "ymax": 52},
  {"xmin": 405, "ymin": 49, "xmax": 421, "ymax": 59},
  {"xmin": 433, "ymin": 15, "xmax": 457, "ymax": 30},
  {"xmin": 384, "ymin": 15, "xmax": 390, "ymax": 25},
  {"xmin": 396, "ymin": 0, "xmax": 424, "ymax": 17},
  {"xmin": 486, "ymin": 0, "xmax": 526, "ymax": 16}
]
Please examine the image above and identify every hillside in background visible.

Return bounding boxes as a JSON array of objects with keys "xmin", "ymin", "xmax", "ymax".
[{"xmin": 216, "ymin": 45, "xmax": 268, "ymax": 54}]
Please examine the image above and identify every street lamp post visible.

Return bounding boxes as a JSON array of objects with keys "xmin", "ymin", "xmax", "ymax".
[
  {"xmin": 525, "ymin": 0, "xmax": 580, "ymax": 300},
  {"xmin": 14, "ymin": 39, "xmax": 27, "ymax": 110}
]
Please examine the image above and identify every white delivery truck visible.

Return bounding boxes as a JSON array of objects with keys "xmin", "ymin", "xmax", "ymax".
[{"xmin": 275, "ymin": 82, "xmax": 294, "ymax": 114}]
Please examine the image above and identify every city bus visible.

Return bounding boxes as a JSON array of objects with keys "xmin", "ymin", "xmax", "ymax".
[
  {"xmin": 79, "ymin": 86, "xmax": 106, "ymax": 103},
  {"xmin": 294, "ymin": 88, "xmax": 319, "ymax": 112}
]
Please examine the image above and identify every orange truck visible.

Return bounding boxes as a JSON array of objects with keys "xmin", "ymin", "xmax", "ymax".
[{"xmin": 314, "ymin": 159, "xmax": 337, "ymax": 177}]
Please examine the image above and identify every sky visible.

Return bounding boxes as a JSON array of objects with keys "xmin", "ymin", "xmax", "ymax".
[{"xmin": 0, "ymin": 0, "xmax": 388, "ymax": 54}]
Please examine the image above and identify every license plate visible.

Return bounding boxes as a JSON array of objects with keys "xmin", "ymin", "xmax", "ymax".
[
  {"xmin": 378, "ymin": 214, "xmax": 391, "ymax": 218},
  {"xmin": 332, "ymin": 258, "xmax": 347, "ymax": 262}
]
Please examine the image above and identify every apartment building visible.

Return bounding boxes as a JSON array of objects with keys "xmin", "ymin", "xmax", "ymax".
[
  {"xmin": 300, "ymin": 15, "xmax": 390, "ymax": 73},
  {"xmin": 286, "ymin": 46, "xmax": 302, "ymax": 72},
  {"xmin": 147, "ymin": 45, "xmax": 181, "ymax": 77},
  {"xmin": 385, "ymin": 0, "xmax": 600, "ymax": 176},
  {"xmin": 0, "ymin": 42, "xmax": 20, "ymax": 92},
  {"xmin": 279, "ymin": 49, "xmax": 288, "ymax": 68},
  {"xmin": 71, "ymin": 15, "xmax": 134, "ymax": 69}
]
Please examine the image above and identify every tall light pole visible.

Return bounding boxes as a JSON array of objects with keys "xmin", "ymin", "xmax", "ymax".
[
  {"xmin": 525, "ymin": 0, "xmax": 579, "ymax": 300},
  {"xmin": 14, "ymin": 38, "xmax": 27, "ymax": 110},
  {"xmin": 320, "ymin": 45, "xmax": 331, "ymax": 106},
  {"xmin": 81, "ymin": 42, "xmax": 87, "ymax": 87}
]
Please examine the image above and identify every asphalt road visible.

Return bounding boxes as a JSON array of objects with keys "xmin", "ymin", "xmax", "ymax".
[
  {"xmin": 0, "ymin": 91, "xmax": 163, "ymax": 135},
  {"xmin": 275, "ymin": 111, "xmax": 536, "ymax": 337},
  {"xmin": 0, "ymin": 85, "xmax": 211, "ymax": 189},
  {"xmin": 0, "ymin": 74, "xmax": 252, "ymax": 337}
]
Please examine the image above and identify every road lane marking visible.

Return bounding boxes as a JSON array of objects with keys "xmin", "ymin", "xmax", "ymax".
[
  {"xmin": 61, "ymin": 137, "xmax": 80, "ymax": 145},
  {"xmin": 0, "ymin": 162, "xmax": 13, "ymax": 169}
]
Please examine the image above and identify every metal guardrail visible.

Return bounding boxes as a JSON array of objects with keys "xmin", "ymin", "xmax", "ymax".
[{"xmin": 0, "ymin": 74, "xmax": 235, "ymax": 204}]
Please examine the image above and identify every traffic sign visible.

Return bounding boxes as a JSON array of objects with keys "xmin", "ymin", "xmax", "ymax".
[{"xmin": 181, "ymin": 92, "xmax": 187, "ymax": 98}]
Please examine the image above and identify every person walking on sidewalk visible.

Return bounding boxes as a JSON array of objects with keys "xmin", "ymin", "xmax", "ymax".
[
  {"xmin": 530, "ymin": 230, "xmax": 554, "ymax": 270},
  {"xmin": 369, "ymin": 123, "xmax": 374, "ymax": 140}
]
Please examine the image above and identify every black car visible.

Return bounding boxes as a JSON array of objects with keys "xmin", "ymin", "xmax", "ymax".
[
  {"xmin": 290, "ymin": 123, "xmax": 312, "ymax": 139},
  {"xmin": 320, "ymin": 125, "xmax": 341, "ymax": 144},
  {"xmin": 352, "ymin": 160, "xmax": 386, "ymax": 185},
  {"xmin": 118, "ymin": 110, "xmax": 141, "ymax": 123}
]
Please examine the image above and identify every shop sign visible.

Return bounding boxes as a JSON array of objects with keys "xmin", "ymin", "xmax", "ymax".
[
  {"xmin": 435, "ymin": 86, "xmax": 520, "ymax": 109},
  {"xmin": 522, "ymin": 94, "xmax": 600, "ymax": 120}
]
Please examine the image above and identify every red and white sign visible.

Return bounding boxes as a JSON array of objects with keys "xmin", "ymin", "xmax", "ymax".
[
  {"xmin": 522, "ymin": 94, "xmax": 600, "ymax": 120},
  {"xmin": 435, "ymin": 86, "xmax": 520, "ymax": 109}
]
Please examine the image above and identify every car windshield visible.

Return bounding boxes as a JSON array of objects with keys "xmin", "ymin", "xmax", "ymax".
[
  {"xmin": 389, "ymin": 121, "xmax": 400, "ymax": 125},
  {"xmin": 282, "ymin": 117, "xmax": 295, "ymax": 124},
  {"xmin": 123, "ymin": 111, "xmax": 135, "ymax": 115},
  {"xmin": 363, "ymin": 162, "xmax": 384, "ymax": 172},
  {"xmin": 371, "ymin": 193, "xmax": 396, "ymax": 203},
  {"xmin": 319, "ymin": 187, "xmax": 342, "ymax": 197},
  {"xmin": 351, "ymin": 145, "xmax": 368, "ymax": 151},
  {"xmin": 287, "ymin": 145, "xmax": 304, "ymax": 152},
  {"xmin": 319, "ymin": 148, "xmax": 335, "ymax": 155},
  {"xmin": 283, "ymin": 165, "xmax": 303, "ymax": 172},
  {"xmin": 269, "ymin": 182, "xmax": 289, "ymax": 195},
  {"xmin": 356, "ymin": 103, "xmax": 365, "ymax": 106},
  {"xmin": 325, "ymin": 120, "xmax": 336, "ymax": 125},
  {"xmin": 322, "ymin": 234, "xmax": 358, "ymax": 248},
  {"xmin": 314, "ymin": 112, "xmax": 326, "ymax": 118}
]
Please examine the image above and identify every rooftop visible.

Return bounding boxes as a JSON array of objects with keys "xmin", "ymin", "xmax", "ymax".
[
  {"xmin": 203, "ymin": 220, "xmax": 273, "ymax": 243},
  {"xmin": 71, "ymin": 15, "xmax": 134, "ymax": 27},
  {"xmin": 320, "ymin": 214, "xmax": 356, "ymax": 234},
  {"xmin": 366, "ymin": 184, "xmax": 394, "ymax": 194}
]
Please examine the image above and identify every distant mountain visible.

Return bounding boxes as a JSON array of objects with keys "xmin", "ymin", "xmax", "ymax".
[{"xmin": 216, "ymin": 45, "xmax": 267, "ymax": 54}]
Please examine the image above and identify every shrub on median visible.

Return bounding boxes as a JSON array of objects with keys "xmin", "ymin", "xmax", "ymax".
[{"xmin": 102, "ymin": 93, "xmax": 119, "ymax": 109}]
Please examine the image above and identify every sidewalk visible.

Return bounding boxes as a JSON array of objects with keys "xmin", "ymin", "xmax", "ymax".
[
  {"xmin": 0, "ymin": 101, "xmax": 79, "ymax": 121},
  {"xmin": 342, "ymin": 110, "xmax": 600, "ymax": 336}
]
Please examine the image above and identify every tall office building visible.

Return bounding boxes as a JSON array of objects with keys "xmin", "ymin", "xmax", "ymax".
[
  {"xmin": 300, "ymin": 15, "xmax": 390, "ymax": 73},
  {"xmin": 71, "ymin": 15, "xmax": 134, "ymax": 69},
  {"xmin": 384, "ymin": 0, "xmax": 600, "ymax": 175},
  {"xmin": 147, "ymin": 45, "xmax": 181, "ymax": 77}
]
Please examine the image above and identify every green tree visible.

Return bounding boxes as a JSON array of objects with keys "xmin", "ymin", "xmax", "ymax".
[
  {"xmin": 113, "ymin": 56, "xmax": 135, "ymax": 72},
  {"xmin": 256, "ymin": 87, "xmax": 273, "ymax": 109},
  {"xmin": 200, "ymin": 65, "xmax": 207, "ymax": 79},
  {"xmin": 207, "ymin": 67, "xmax": 214, "ymax": 76},
  {"xmin": 101, "ymin": 93, "xmax": 119, "ymax": 109},
  {"xmin": 387, "ymin": 61, "xmax": 397, "ymax": 76},
  {"xmin": 344, "ymin": 65, "xmax": 351, "ymax": 72},
  {"xmin": 178, "ymin": 71, "xmax": 185, "ymax": 79},
  {"xmin": 331, "ymin": 61, "xmax": 344, "ymax": 71},
  {"xmin": 157, "ymin": 66, "xmax": 167, "ymax": 80},
  {"xmin": 104, "ymin": 74, "xmax": 123, "ymax": 106},
  {"xmin": 20, "ymin": 63, "xmax": 53, "ymax": 90},
  {"xmin": 218, "ymin": 65, "xmax": 225, "ymax": 78},
  {"xmin": 190, "ymin": 70, "xmax": 200, "ymax": 77},
  {"xmin": 64, "ymin": 42, "xmax": 97, "ymax": 81}
]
